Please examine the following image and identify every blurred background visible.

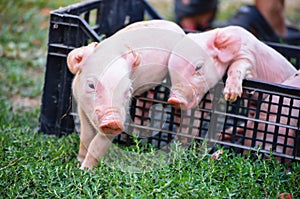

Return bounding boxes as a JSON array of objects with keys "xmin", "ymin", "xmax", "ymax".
[{"xmin": 149, "ymin": 0, "xmax": 300, "ymax": 29}]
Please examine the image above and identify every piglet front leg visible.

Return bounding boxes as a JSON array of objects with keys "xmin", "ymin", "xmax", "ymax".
[
  {"xmin": 223, "ymin": 60, "xmax": 253, "ymax": 102},
  {"xmin": 77, "ymin": 106, "xmax": 97, "ymax": 163},
  {"xmin": 80, "ymin": 133, "xmax": 115, "ymax": 170}
]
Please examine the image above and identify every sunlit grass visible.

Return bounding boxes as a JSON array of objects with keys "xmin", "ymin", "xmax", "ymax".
[{"xmin": 1, "ymin": 127, "xmax": 299, "ymax": 198}]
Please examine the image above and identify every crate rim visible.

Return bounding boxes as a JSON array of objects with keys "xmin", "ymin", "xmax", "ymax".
[{"xmin": 50, "ymin": 0, "xmax": 103, "ymax": 15}]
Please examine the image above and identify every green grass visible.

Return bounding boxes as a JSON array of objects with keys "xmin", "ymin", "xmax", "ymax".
[
  {"xmin": 0, "ymin": 0, "xmax": 299, "ymax": 198},
  {"xmin": 1, "ymin": 128, "xmax": 299, "ymax": 198}
]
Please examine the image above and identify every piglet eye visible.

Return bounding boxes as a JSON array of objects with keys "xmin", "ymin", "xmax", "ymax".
[
  {"xmin": 195, "ymin": 65, "xmax": 203, "ymax": 71},
  {"xmin": 88, "ymin": 82, "xmax": 95, "ymax": 89}
]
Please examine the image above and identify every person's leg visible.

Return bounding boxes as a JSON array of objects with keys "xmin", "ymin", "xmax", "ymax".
[
  {"xmin": 255, "ymin": 0, "xmax": 286, "ymax": 37},
  {"xmin": 179, "ymin": 11, "xmax": 216, "ymax": 31},
  {"xmin": 174, "ymin": 0, "xmax": 218, "ymax": 31}
]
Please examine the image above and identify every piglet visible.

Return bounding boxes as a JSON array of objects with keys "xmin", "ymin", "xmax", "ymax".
[
  {"xmin": 67, "ymin": 20, "xmax": 185, "ymax": 170},
  {"xmin": 222, "ymin": 71, "xmax": 300, "ymax": 163},
  {"xmin": 168, "ymin": 26, "xmax": 296, "ymax": 109},
  {"xmin": 244, "ymin": 71, "xmax": 300, "ymax": 163}
]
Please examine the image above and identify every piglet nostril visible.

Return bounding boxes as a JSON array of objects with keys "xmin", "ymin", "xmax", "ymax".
[
  {"xmin": 168, "ymin": 96, "xmax": 189, "ymax": 110},
  {"xmin": 100, "ymin": 121, "xmax": 124, "ymax": 135},
  {"xmin": 168, "ymin": 97, "xmax": 181, "ymax": 105},
  {"xmin": 168, "ymin": 97, "xmax": 183, "ymax": 110}
]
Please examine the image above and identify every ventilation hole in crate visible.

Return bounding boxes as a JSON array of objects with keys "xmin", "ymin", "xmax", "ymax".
[{"xmin": 80, "ymin": 9, "xmax": 98, "ymax": 27}]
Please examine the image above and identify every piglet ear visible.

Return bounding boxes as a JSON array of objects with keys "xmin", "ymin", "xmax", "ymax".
[
  {"xmin": 207, "ymin": 28, "xmax": 241, "ymax": 63},
  {"xmin": 123, "ymin": 50, "xmax": 141, "ymax": 69},
  {"xmin": 67, "ymin": 48, "xmax": 84, "ymax": 74},
  {"xmin": 67, "ymin": 42, "xmax": 98, "ymax": 74}
]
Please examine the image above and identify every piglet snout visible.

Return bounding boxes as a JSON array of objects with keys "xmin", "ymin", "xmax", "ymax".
[
  {"xmin": 100, "ymin": 120, "xmax": 124, "ymax": 135},
  {"xmin": 168, "ymin": 97, "xmax": 182, "ymax": 108},
  {"xmin": 168, "ymin": 95, "xmax": 188, "ymax": 110},
  {"xmin": 96, "ymin": 110, "xmax": 124, "ymax": 135}
]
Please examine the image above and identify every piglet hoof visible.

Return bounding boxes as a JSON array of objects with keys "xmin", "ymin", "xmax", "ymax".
[
  {"xmin": 79, "ymin": 165, "xmax": 93, "ymax": 172},
  {"xmin": 80, "ymin": 157, "xmax": 98, "ymax": 171},
  {"xmin": 224, "ymin": 93, "xmax": 236, "ymax": 102},
  {"xmin": 223, "ymin": 85, "xmax": 242, "ymax": 102},
  {"xmin": 77, "ymin": 155, "xmax": 85, "ymax": 164},
  {"xmin": 80, "ymin": 161, "xmax": 96, "ymax": 172}
]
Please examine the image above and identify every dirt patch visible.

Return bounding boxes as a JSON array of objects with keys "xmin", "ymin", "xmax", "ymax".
[{"xmin": 12, "ymin": 96, "xmax": 41, "ymax": 112}]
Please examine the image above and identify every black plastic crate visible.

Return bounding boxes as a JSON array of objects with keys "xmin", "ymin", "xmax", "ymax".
[
  {"xmin": 39, "ymin": 0, "xmax": 161, "ymax": 135},
  {"xmin": 39, "ymin": 0, "xmax": 300, "ymax": 163},
  {"xmin": 217, "ymin": 79, "xmax": 300, "ymax": 163},
  {"xmin": 113, "ymin": 78, "xmax": 300, "ymax": 163}
]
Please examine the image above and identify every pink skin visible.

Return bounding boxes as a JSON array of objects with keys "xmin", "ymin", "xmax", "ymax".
[
  {"xmin": 71, "ymin": 58, "xmax": 132, "ymax": 135},
  {"xmin": 222, "ymin": 71, "xmax": 300, "ymax": 164},
  {"xmin": 67, "ymin": 20, "xmax": 185, "ymax": 170},
  {"xmin": 168, "ymin": 26, "xmax": 296, "ymax": 109},
  {"xmin": 168, "ymin": 53, "xmax": 214, "ymax": 110}
]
